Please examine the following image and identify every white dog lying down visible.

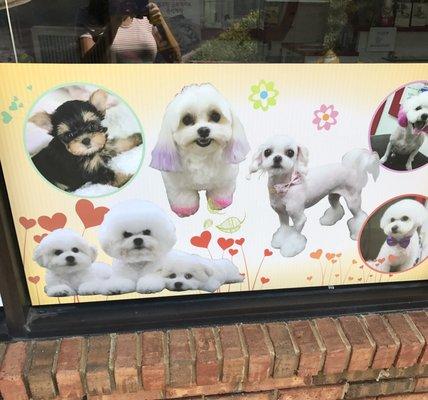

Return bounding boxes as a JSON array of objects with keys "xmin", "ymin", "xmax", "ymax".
[
  {"xmin": 137, "ymin": 250, "xmax": 244, "ymax": 293},
  {"xmin": 380, "ymin": 90, "xmax": 428, "ymax": 171},
  {"xmin": 372, "ymin": 199, "xmax": 428, "ymax": 273},
  {"xmin": 150, "ymin": 83, "xmax": 250, "ymax": 218},
  {"xmin": 33, "ymin": 228, "xmax": 111, "ymax": 297},
  {"xmin": 249, "ymin": 135, "xmax": 380, "ymax": 257}
]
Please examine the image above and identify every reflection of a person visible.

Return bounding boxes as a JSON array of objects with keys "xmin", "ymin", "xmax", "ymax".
[{"xmin": 79, "ymin": 0, "xmax": 181, "ymax": 63}]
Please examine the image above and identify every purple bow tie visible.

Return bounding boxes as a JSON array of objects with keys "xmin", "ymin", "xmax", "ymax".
[{"xmin": 386, "ymin": 236, "xmax": 411, "ymax": 249}]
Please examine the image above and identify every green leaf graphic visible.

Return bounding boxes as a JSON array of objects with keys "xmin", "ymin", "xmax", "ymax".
[
  {"xmin": 203, "ymin": 219, "xmax": 213, "ymax": 229},
  {"xmin": 216, "ymin": 215, "xmax": 246, "ymax": 234}
]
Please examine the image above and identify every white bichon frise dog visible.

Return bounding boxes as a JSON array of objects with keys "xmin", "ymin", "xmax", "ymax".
[
  {"xmin": 98, "ymin": 199, "xmax": 177, "ymax": 295},
  {"xmin": 155, "ymin": 250, "xmax": 244, "ymax": 293},
  {"xmin": 249, "ymin": 135, "xmax": 380, "ymax": 257},
  {"xmin": 380, "ymin": 89, "xmax": 428, "ymax": 170},
  {"xmin": 373, "ymin": 199, "xmax": 428, "ymax": 273},
  {"xmin": 150, "ymin": 83, "xmax": 250, "ymax": 218},
  {"xmin": 33, "ymin": 228, "xmax": 111, "ymax": 297}
]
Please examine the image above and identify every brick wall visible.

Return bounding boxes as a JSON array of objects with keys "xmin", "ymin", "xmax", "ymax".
[{"xmin": 1, "ymin": 312, "xmax": 428, "ymax": 400}]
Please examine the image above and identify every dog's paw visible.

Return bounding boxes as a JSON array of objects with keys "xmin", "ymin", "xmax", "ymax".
[
  {"xmin": 320, "ymin": 205, "xmax": 345, "ymax": 226},
  {"xmin": 101, "ymin": 278, "xmax": 136, "ymax": 295},
  {"xmin": 347, "ymin": 212, "xmax": 367, "ymax": 240},
  {"xmin": 272, "ymin": 227, "xmax": 286, "ymax": 249},
  {"xmin": 78, "ymin": 281, "xmax": 102, "ymax": 296},
  {"xmin": 46, "ymin": 285, "xmax": 76, "ymax": 297},
  {"xmin": 171, "ymin": 204, "xmax": 199, "ymax": 218},
  {"xmin": 136, "ymin": 277, "xmax": 165, "ymax": 294},
  {"xmin": 280, "ymin": 233, "xmax": 307, "ymax": 258}
]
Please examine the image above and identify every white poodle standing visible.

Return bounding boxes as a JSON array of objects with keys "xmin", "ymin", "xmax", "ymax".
[
  {"xmin": 150, "ymin": 83, "xmax": 250, "ymax": 217},
  {"xmin": 249, "ymin": 135, "xmax": 380, "ymax": 257}
]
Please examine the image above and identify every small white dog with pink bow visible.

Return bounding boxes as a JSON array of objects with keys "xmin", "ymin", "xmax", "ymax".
[{"xmin": 249, "ymin": 135, "xmax": 380, "ymax": 257}]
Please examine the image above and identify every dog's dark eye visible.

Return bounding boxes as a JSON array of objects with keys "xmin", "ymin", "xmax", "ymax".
[
  {"xmin": 185, "ymin": 273, "xmax": 193, "ymax": 280},
  {"xmin": 401, "ymin": 216, "xmax": 409, "ymax": 221},
  {"xmin": 264, "ymin": 149, "xmax": 272, "ymax": 158},
  {"xmin": 142, "ymin": 229, "xmax": 151, "ymax": 236},
  {"xmin": 168, "ymin": 273, "xmax": 176, "ymax": 279},
  {"xmin": 285, "ymin": 149, "xmax": 295, "ymax": 158},
  {"xmin": 54, "ymin": 250, "xmax": 63, "ymax": 256},
  {"xmin": 416, "ymin": 106, "xmax": 422, "ymax": 111},
  {"xmin": 71, "ymin": 247, "xmax": 79, "ymax": 253},
  {"xmin": 390, "ymin": 218, "xmax": 395, "ymax": 222},
  {"xmin": 123, "ymin": 231, "xmax": 133, "ymax": 238},
  {"xmin": 182, "ymin": 114, "xmax": 195, "ymax": 126},
  {"xmin": 209, "ymin": 111, "xmax": 221, "ymax": 123}
]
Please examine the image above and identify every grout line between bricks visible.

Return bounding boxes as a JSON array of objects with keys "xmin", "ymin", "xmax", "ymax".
[
  {"xmin": 109, "ymin": 333, "xmax": 117, "ymax": 392},
  {"xmin": 79, "ymin": 337, "xmax": 89, "ymax": 395},
  {"xmin": 358, "ymin": 315, "xmax": 377, "ymax": 368},
  {"xmin": 310, "ymin": 320, "xmax": 327, "ymax": 372},
  {"xmin": 50, "ymin": 339, "xmax": 61, "ymax": 397},
  {"xmin": 212, "ymin": 326, "xmax": 224, "ymax": 383},
  {"xmin": 260, "ymin": 323, "xmax": 275, "ymax": 378},
  {"xmin": 136, "ymin": 332, "xmax": 143, "ymax": 389},
  {"xmin": 381, "ymin": 315, "xmax": 403, "ymax": 368},
  {"xmin": 237, "ymin": 324, "xmax": 249, "ymax": 391},
  {"xmin": 22, "ymin": 341, "xmax": 33, "ymax": 399},
  {"xmin": 187, "ymin": 328, "xmax": 197, "ymax": 386},
  {"xmin": 285, "ymin": 322, "xmax": 301, "ymax": 376}
]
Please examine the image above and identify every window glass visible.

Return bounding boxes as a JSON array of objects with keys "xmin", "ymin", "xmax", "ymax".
[{"xmin": 0, "ymin": 0, "xmax": 427, "ymax": 64}]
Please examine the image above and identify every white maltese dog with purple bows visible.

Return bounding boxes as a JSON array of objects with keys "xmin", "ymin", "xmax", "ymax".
[{"xmin": 150, "ymin": 83, "xmax": 250, "ymax": 218}]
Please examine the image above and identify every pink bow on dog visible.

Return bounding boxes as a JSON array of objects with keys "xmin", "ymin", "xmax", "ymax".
[{"xmin": 274, "ymin": 172, "xmax": 303, "ymax": 195}]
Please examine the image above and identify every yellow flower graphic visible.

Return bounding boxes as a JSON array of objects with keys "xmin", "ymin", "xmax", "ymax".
[{"xmin": 249, "ymin": 80, "xmax": 279, "ymax": 111}]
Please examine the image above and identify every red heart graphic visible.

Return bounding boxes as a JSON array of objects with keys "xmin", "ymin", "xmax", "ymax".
[
  {"xmin": 28, "ymin": 276, "xmax": 40, "ymax": 284},
  {"xmin": 332, "ymin": 259, "xmax": 337, "ymax": 264},
  {"xmin": 260, "ymin": 277, "xmax": 270, "ymax": 284},
  {"xmin": 388, "ymin": 255, "xmax": 398, "ymax": 263},
  {"xmin": 336, "ymin": 253, "xmax": 342, "ymax": 258},
  {"xmin": 377, "ymin": 258, "xmax": 386, "ymax": 264},
  {"xmin": 326, "ymin": 253, "xmax": 335, "ymax": 261},
  {"xmin": 235, "ymin": 238, "xmax": 245, "ymax": 246},
  {"xmin": 38, "ymin": 213, "xmax": 67, "ymax": 232},
  {"xmin": 76, "ymin": 199, "xmax": 109, "ymax": 229},
  {"xmin": 359, "ymin": 265, "xmax": 364, "ymax": 269},
  {"xmin": 348, "ymin": 277, "xmax": 354, "ymax": 281},
  {"xmin": 19, "ymin": 217, "xmax": 36, "ymax": 230},
  {"xmin": 352, "ymin": 259, "xmax": 358, "ymax": 264},
  {"xmin": 218, "ymin": 238, "xmax": 234, "ymax": 251},
  {"xmin": 358, "ymin": 278, "xmax": 362, "ymax": 282},
  {"xmin": 229, "ymin": 248, "xmax": 238, "ymax": 256},
  {"xmin": 34, "ymin": 233, "xmax": 48, "ymax": 243},
  {"xmin": 306, "ymin": 276, "xmax": 313, "ymax": 281},
  {"xmin": 191, "ymin": 231, "xmax": 212, "ymax": 248},
  {"xmin": 264, "ymin": 249, "xmax": 273, "ymax": 257},
  {"xmin": 369, "ymin": 274, "xmax": 373, "ymax": 278},
  {"xmin": 335, "ymin": 274, "xmax": 340, "ymax": 278},
  {"xmin": 389, "ymin": 273, "xmax": 394, "ymax": 277},
  {"xmin": 310, "ymin": 249, "xmax": 322, "ymax": 259}
]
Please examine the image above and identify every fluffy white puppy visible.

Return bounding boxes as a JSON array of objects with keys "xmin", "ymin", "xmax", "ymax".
[
  {"xmin": 153, "ymin": 250, "xmax": 244, "ymax": 293},
  {"xmin": 249, "ymin": 135, "xmax": 380, "ymax": 257},
  {"xmin": 380, "ymin": 90, "xmax": 428, "ymax": 170},
  {"xmin": 374, "ymin": 199, "xmax": 428, "ymax": 273},
  {"xmin": 98, "ymin": 199, "xmax": 177, "ymax": 295},
  {"xmin": 150, "ymin": 83, "xmax": 250, "ymax": 218},
  {"xmin": 33, "ymin": 228, "xmax": 111, "ymax": 297}
]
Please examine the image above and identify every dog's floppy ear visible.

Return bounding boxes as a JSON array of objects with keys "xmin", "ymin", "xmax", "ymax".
[
  {"xmin": 29, "ymin": 111, "xmax": 53, "ymax": 132},
  {"xmin": 296, "ymin": 146, "xmax": 309, "ymax": 176},
  {"xmin": 33, "ymin": 242, "xmax": 47, "ymax": 268},
  {"xmin": 89, "ymin": 89, "xmax": 108, "ymax": 115},
  {"xmin": 150, "ymin": 113, "xmax": 182, "ymax": 172},
  {"xmin": 87, "ymin": 245, "xmax": 98, "ymax": 263},
  {"xmin": 224, "ymin": 109, "xmax": 250, "ymax": 164},
  {"xmin": 247, "ymin": 146, "xmax": 264, "ymax": 178},
  {"xmin": 398, "ymin": 106, "xmax": 408, "ymax": 128}
]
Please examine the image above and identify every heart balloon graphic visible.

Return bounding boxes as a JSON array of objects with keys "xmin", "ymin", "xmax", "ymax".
[
  {"xmin": 38, "ymin": 213, "xmax": 67, "ymax": 231},
  {"xmin": 19, "ymin": 217, "xmax": 36, "ymax": 230},
  {"xmin": 310, "ymin": 249, "xmax": 322, "ymax": 259},
  {"xmin": 264, "ymin": 249, "xmax": 273, "ymax": 257},
  {"xmin": 190, "ymin": 231, "xmax": 212, "ymax": 248},
  {"xmin": 260, "ymin": 277, "xmax": 270, "ymax": 284},
  {"xmin": 34, "ymin": 233, "xmax": 48, "ymax": 243},
  {"xmin": 217, "ymin": 238, "xmax": 234, "ymax": 251},
  {"xmin": 76, "ymin": 199, "xmax": 109, "ymax": 229},
  {"xmin": 325, "ymin": 252, "xmax": 335, "ymax": 261},
  {"xmin": 235, "ymin": 238, "xmax": 245, "ymax": 246},
  {"xmin": 229, "ymin": 248, "xmax": 238, "ymax": 256},
  {"xmin": 28, "ymin": 276, "xmax": 40, "ymax": 284}
]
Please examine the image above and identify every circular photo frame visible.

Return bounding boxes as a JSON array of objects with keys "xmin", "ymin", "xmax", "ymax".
[
  {"xmin": 359, "ymin": 194, "xmax": 428, "ymax": 274},
  {"xmin": 25, "ymin": 83, "xmax": 144, "ymax": 197},
  {"xmin": 369, "ymin": 81, "xmax": 428, "ymax": 173}
]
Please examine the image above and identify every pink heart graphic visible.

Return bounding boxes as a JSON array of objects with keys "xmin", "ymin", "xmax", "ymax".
[
  {"xmin": 190, "ymin": 231, "xmax": 212, "ymax": 248},
  {"xmin": 76, "ymin": 199, "xmax": 109, "ymax": 229},
  {"xmin": 19, "ymin": 217, "xmax": 36, "ymax": 230},
  {"xmin": 38, "ymin": 213, "xmax": 67, "ymax": 231}
]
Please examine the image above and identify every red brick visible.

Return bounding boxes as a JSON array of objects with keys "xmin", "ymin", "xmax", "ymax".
[
  {"xmin": 218, "ymin": 325, "xmax": 248, "ymax": 384},
  {"xmin": 379, "ymin": 395, "xmax": 428, "ymax": 400},
  {"xmin": 207, "ymin": 392, "xmax": 275, "ymax": 399},
  {"xmin": 314, "ymin": 318, "xmax": 351, "ymax": 374},
  {"xmin": 168, "ymin": 329, "xmax": 195, "ymax": 387},
  {"xmin": 278, "ymin": 384, "xmax": 346, "ymax": 400},
  {"xmin": 363, "ymin": 314, "xmax": 400, "ymax": 370},
  {"xmin": 0, "ymin": 341, "xmax": 29, "ymax": 400},
  {"xmin": 56, "ymin": 337, "xmax": 84, "ymax": 400},
  {"xmin": 241, "ymin": 324, "xmax": 274, "ymax": 382},
  {"xmin": 414, "ymin": 376, "xmax": 428, "ymax": 392},
  {"xmin": 242, "ymin": 375, "xmax": 308, "ymax": 392},
  {"xmin": 192, "ymin": 327, "xmax": 222, "ymax": 386},
  {"xmin": 165, "ymin": 382, "xmax": 237, "ymax": 398},
  {"xmin": 140, "ymin": 331, "xmax": 167, "ymax": 390},
  {"xmin": 26, "ymin": 340, "xmax": 58, "ymax": 400},
  {"xmin": 339, "ymin": 315, "xmax": 375, "ymax": 371},
  {"xmin": 113, "ymin": 333, "xmax": 140, "ymax": 393},
  {"xmin": 288, "ymin": 320, "xmax": 326, "ymax": 377},
  {"xmin": 408, "ymin": 311, "xmax": 428, "ymax": 365},
  {"xmin": 386, "ymin": 314, "xmax": 425, "ymax": 368},
  {"xmin": 266, "ymin": 323, "xmax": 300, "ymax": 378},
  {"xmin": 84, "ymin": 335, "xmax": 114, "ymax": 395}
]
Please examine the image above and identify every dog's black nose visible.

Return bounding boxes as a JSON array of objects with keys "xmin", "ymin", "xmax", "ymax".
[
  {"xmin": 133, "ymin": 237, "xmax": 144, "ymax": 247},
  {"xmin": 81, "ymin": 137, "xmax": 91, "ymax": 146},
  {"xmin": 174, "ymin": 282, "xmax": 183, "ymax": 290},
  {"xmin": 66, "ymin": 256, "xmax": 75, "ymax": 264},
  {"xmin": 391, "ymin": 225, "xmax": 399, "ymax": 233},
  {"xmin": 422, "ymin": 113, "xmax": 428, "ymax": 121},
  {"xmin": 197, "ymin": 127, "xmax": 210, "ymax": 138},
  {"xmin": 273, "ymin": 155, "xmax": 282, "ymax": 164}
]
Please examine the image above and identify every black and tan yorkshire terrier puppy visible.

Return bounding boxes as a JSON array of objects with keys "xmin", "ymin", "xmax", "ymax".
[{"xmin": 30, "ymin": 89, "xmax": 142, "ymax": 192}]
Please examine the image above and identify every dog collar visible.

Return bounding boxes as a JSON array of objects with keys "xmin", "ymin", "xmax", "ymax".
[
  {"xmin": 387, "ymin": 236, "xmax": 411, "ymax": 249},
  {"xmin": 271, "ymin": 172, "xmax": 303, "ymax": 195}
]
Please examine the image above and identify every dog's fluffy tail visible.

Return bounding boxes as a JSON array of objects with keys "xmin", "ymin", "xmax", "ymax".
[{"xmin": 342, "ymin": 149, "xmax": 380, "ymax": 189}]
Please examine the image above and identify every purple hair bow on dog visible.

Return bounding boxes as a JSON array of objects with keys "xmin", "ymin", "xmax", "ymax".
[{"xmin": 386, "ymin": 236, "xmax": 411, "ymax": 249}]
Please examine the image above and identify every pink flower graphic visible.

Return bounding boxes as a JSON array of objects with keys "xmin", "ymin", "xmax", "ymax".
[{"xmin": 313, "ymin": 104, "xmax": 339, "ymax": 131}]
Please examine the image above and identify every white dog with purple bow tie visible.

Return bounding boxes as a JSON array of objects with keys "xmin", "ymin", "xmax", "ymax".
[
  {"xmin": 373, "ymin": 199, "xmax": 428, "ymax": 273},
  {"xmin": 249, "ymin": 135, "xmax": 380, "ymax": 257}
]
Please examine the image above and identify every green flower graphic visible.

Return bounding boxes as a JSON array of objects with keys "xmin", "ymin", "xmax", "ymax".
[{"xmin": 249, "ymin": 80, "xmax": 279, "ymax": 111}]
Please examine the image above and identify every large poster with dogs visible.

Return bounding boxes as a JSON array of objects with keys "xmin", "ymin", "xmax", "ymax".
[{"xmin": 0, "ymin": 64, "xmax": 426, "ymax": 306}]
